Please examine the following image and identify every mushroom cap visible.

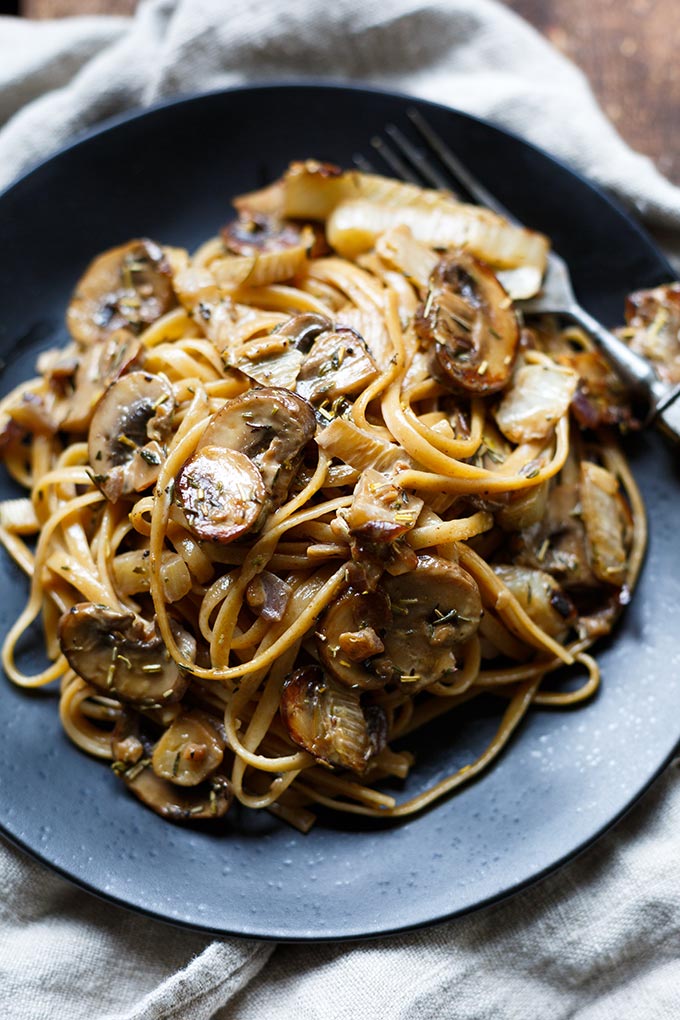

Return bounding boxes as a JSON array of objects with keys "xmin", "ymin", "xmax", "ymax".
[
  {"xmin": 88, "ymin": 371, "xmax": 174, "ymax": 502},
  {"xmin": 58, "ymin": 603, "xmax": 192, "ymax": 708},
  {"xmin": 415, "ymin": 251, "xmax": 519, "ymax": 395},
  {"xmin": 198, "ymin": 386, "xmax": 316, "ymax": 506},
  {"xmin": 67, "ymin": 238, "xmax": 176, "ymax": 346},
  {"xmin": 176, "ymin": 445, "xmax": 266, "ymax": 544}
]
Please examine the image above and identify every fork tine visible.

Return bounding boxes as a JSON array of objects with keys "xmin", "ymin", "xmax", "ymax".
[
  {"xmin": 370, "ymin": 135, "xmax": 422, "ymax": 185},
  {"xmin": 353, "ymin": 152, "xmax": 376, "ymax": 173},
  {"xmin": 407, "ymin": 108, "xmax": 519, "ymax": 225},
  {"xmin": 384, "ymin": 124, "xmax": 452, "ymax": 192}
]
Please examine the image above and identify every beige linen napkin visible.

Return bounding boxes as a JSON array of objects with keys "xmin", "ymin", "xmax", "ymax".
[{"xmin": 2, "ymin": 2, "xmax": 680, "ymax": 1017}]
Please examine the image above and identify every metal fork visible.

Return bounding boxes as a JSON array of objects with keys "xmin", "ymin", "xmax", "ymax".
[{"xmin": 357, "ymin": 109, "xmax": 680, "ymax": 442}]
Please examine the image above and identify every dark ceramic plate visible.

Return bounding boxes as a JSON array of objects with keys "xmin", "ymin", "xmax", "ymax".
[{"xmin": 1, "ymin": 84, "xmax": 679, "ymax": 942}]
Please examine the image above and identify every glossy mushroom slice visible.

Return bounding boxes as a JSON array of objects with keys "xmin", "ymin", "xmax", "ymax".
[
  {"xmin": 67, "ymin": 239, "xmax": 176, "ymax": 346},
  {"xmin": 414, "ymin": 251, "xmax": 519, "ymax": 395},
  {"xmin": 296, "ymin": 325, "xmax": 378, "ymax": 404},
  {"xmin": 229, "ymin": 312, "xmax": 332, "ymax": 390},
  {"xmin": 222, "ymin": 212, "xmax": 307, "ymax": 256},
  {"xmin": 176, "ymin": 446, "xmax": 266, "ymax": 544},
  {"xmin": 151, "ymin": 710, "xmax": 225, "ymax": 787},
  {"xmin": 316, "ymin": 589, "xmax": 392, "ymax": 690},
  {"xmin": 88, "ymin": 371, "xmax": 175, "ymax": 502},
  {"xmin": 493, "ymin": 565, "xmax": 576, "ymax": 640},
  {"xmin": 111, "ymin": 712, "xmax": 232, "ymax": 824},
  {"xmin": 58, "ymin": 603, "xmax": 193, "ymax": 708},
  {"xmin": 198, "ymin": 386, "xmax": 316, "ymax": 506},
  {"xmin": 344, "ymin": 468, "xmax": 423, "ymax": 543},
  {"xmin": 373, "ymin": 554, "xmax": 483, "ymax": 691},
  {"xmin": 60, "ymin": 329, "xmax": 141, "ymax": 433},
  {"xmin": 280, "ymin": 665, "xmax": 387, "ymax": 773}
]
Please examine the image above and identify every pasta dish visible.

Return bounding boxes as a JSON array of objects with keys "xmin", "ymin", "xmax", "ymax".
[{"xmin": 0, "ymin": 161, "xmax": 655, "ymax": 832}]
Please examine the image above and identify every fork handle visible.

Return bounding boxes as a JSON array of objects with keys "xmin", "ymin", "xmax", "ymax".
[{"xmin": 566, "ymin": 303, "xmax": 665, "ymax": 408}]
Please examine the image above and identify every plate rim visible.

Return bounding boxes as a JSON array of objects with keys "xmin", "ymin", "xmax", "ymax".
[{"xmin": 0, "ymin": 80, "xmax": 676, "ymax": 942}]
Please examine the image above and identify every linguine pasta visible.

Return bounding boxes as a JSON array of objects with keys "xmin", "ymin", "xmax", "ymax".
[{"xmin": 0, "ymin": 161, "xmax": 649, "ymax": 832}]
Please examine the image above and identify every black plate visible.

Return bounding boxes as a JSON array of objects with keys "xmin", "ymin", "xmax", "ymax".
[{"xmin": 1, "ymin": 83, "xmax": 679, "ymax": 941}]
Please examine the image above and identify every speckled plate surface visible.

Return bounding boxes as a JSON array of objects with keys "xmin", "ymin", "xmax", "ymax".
[{"xmin": 1, "ymin": 84, "xmax": 679, "ymax": 941}]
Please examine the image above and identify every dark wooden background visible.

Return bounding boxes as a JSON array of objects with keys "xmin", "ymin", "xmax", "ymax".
[{"xmin": 8, "ymin": 0, "xmax": 680, "ymax": 184}]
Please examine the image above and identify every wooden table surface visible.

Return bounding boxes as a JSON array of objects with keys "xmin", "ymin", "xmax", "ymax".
[{"xmin": 18, "ymin": 0, "xmax": 680, "ymax": 185}]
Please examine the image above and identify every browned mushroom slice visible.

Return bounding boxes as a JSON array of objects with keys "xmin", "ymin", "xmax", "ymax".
[
  {"xmin": 176, "ymin": 446, "xmax": 266, "ymax": 543},
  {"xmin": 118, "ymin": 762, "xmax": 232, "ymax": 822},
  {"xmin": 372, "ymin": 554, "xmax": 482, "ymax": 691},
  {"xmin": 67, "ymin": 239, "xmax": 176, "ymax": 346},
  {"xmin": 61, "ymin": 329, "xmax": 141, "ymax": 432},
  {"xmin": 280, "ymin": 665, "xmax": 387, "ymax": 773},
  {"xmin": 58, "ymin": 603, "xmax": 193, "ymax": 708},
  {"xmin": 88, "ymin": 371, "xmax": 174, "ymax": 502},
  {"xmin": 580, "ymin": 461, "xmax": 631, "ymax": 588},
  {"xmin": 296, "ymin": 326, "xmax": 378, "ymax": 404},
  {"xmin": 414, "ymin": 251, "xmax": 519, "ymax": 395},
  {"xmin": 344, "ymin": 468, "xmax": 423, "ymax": 543},
  {"xmin": 316, "ymin": 589, "xmax": 392, "ymax": 690},
  {"xmin": 198, "ymin": 387, "xmax": 316, "ymax": 507},
  {"xmin": 222, "ymin": 212, "xmax": 306, "ymax": 256},
  {"xmin": 493, "ymin": 565, "xmax": 576, "ymax": 639},
  {"xmin": 151, "ymin": 710, "xmax": 225, "ymax": 787}
]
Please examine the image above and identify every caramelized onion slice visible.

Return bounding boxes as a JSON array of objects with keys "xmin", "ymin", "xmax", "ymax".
[
  {"xmin": 152, "ymin": 710, "xmax": 225, "ymax": 787},
  {"xmin": 58, "ymin": 603, "xmax": 193, "ymax": 708},
  {"xmin": 88, "ymin": 371, "xmax": 174, "ymax": 502},
  {"xmin": 198, "ymin": 386, "xmax": 316, "ymax": 506},
  {"xmin": 375, "ymin": 554, "xmax": 482, "ymax": 691},
  {"xmin": 580, "ymin": 462, "xmax": 631, "ymax": 588},
  {"xmin": 67, "ymin": 239, "xmax": 176, "ymax": 346},
  {"xmin": 415, "ymin": 252, "xmax": 519, "ymax": 395},
  {"xmin": 495, "ymin": 360, "xmax": 578, "ymax": 443},
  {"xmin": 316, "ymin": 589, "xmax": 392, "ymax": 690},
  {"xmin": 176, "ymin": 446, "xmax": 266, "ymax": 544},
  {"xmin": 493, "ymin": 565, "xmax": 576, "ymax": 639},
  {"xmin": 280, "ymin": 665, "xmax": 386, "ymax": 773}
]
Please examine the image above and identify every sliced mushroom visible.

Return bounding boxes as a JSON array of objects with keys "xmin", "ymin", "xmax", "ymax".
[
  {"xmin": 372, "ymin": 554, "xmax": 483, "ymax": 691},
  {"xmin": 176, "ymin": 446, "xmax": 266, "ymax": 544},
  {"xmin": 343, "ymin": 468, "xmax": 423, "ymax": 543},
  {"xmin": 198, "ymin": 386, "xmax": 316, "ymax": 506},
  {"xmin": 58, "ymin": 603, "xmax": 193, "ymax": 708},
  {"xmin": 111, "ymin": 711, "xmax": 229, "ymax": 822},
  {"xmin": 414, "ymin": 252, "xmax": 519, "ymax": 395},
  {"xmin": 67, "ymin": 239, "xmax": 176, "ymax": 346},
  {"xmin": 222, "ymin": 212, "xmax": 306, "ymax": 256},
  {"xmin": 61, "ymin": 329, "xmax": 141, "ymax": 432},
  {"xmin": 280, "ymin": 665, "xmax": 387, "ymax": 773},
  {"xmin": 88, "ymin": 371, "xmax": 174, "ymax": 502},
  {"xmin": 580, "ymin": 461, "xmax": 631, "ymax": 588},
  {"xmin": 493, "ymin": 564, "xmax": 576, "ymax": 639},
  {"xmin": 296, "ymin": 325, "xmax": 378, "ymax": 404},
  {"xmin": 316, "ymin": 589, "xmax": 392, "ymax": 690},
  {"xmin": 151, "ymin": 710, "xmax": 225, "ymax": 787}
]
